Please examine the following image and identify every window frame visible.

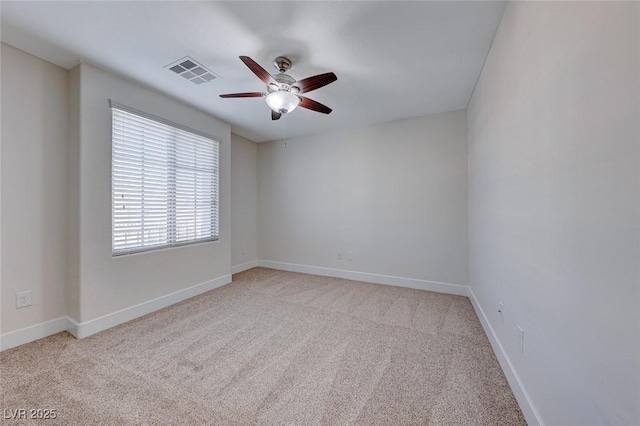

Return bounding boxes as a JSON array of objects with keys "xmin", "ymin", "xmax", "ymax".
[{"xmin": 110, "ymin": 101, "xmax": 220, "ymax": 257}]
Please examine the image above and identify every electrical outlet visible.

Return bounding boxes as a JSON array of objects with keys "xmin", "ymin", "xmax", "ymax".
[
  {"xmin": 347, "ymin": 251, "xmax": 353, "ymax": 261},
  {"xmin": 16, "ymin": 291, "xmax": 32, "ymax": 309},
  {"xmin": 498, "ymin": 302, "xmax": 504, "ymax": 325},
  {"xmin": 240, "ymin": 248, "xmax": 245, "ymax": 256},
  {"xmin": 517, "ymin": 325, "xmax": 524, "ymax": 353},
  {"xmin": 337, "ymin": 251, "xmax": 343, "ymax": 260}
]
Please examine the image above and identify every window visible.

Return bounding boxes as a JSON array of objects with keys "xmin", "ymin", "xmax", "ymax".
[{"xmin": 111, "ymin": 102, "xmax": 219, "ymax": 255}]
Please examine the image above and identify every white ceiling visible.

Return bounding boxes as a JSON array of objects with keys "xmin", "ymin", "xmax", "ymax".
[{"xmin": 0, "ymin": 1, "xmax": 505, "ymax": 142}]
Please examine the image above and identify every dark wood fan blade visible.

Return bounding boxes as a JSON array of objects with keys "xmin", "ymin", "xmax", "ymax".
[
  {"xmin": 239, "ymin": 56, "xmax": 276, "ymax": 85},
  {"xmin": 271, "ymin": 110, "xmax": 282, "ymax": 120},
  {"xmin": 219, "ymin": 92, "xmax": 265, "ymax": 98},
  {"xmin": 292, "ymin": 72, "xmax": 337, "ymax": 94},
  {"xmin": 298, "ymin": 96, "xmax": 332, "ymax": 114}
]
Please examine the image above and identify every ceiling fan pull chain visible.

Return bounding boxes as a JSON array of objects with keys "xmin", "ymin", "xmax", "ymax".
[{"xmin": 283, "ymin": 113, "xmax": 287, "ymax": 147}]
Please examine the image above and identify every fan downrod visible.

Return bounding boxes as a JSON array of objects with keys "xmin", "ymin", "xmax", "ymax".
[{"xmin": 273, "ymin": 56, "xmax": 292, "ymax": 73}]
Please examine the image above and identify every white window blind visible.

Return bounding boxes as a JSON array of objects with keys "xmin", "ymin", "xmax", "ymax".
[{"xmin": 111, "ymin": 103, "xmax": 219, "ymax": 255}]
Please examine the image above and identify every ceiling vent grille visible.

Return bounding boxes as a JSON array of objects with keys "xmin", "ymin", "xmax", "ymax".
[{"xmin": 165, "ymin": 56, "xmax": 218, "ymax": 85}]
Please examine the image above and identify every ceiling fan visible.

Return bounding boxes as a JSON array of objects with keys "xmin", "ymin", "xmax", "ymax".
[{"xmin": 220, "ymin": 56, "xmax": 337, "ymax": 120}]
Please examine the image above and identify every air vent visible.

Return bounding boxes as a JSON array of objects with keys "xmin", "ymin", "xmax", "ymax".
[{"xmin": 165, "ymin": 56, "xmax": 218, "ymax": 85}]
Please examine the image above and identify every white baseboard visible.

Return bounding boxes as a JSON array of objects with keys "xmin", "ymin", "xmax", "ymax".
[
  {"xmin": 231, "ymin": 259, "xmax": 259, "ymax": 274},
  {"xmin": 2, "ymin": 274, "xmax": 233, "ymax": 349},
  {"xmin": 256, "ymin": 260, "xmax": 468, "ymax": 296},
  {"xmin": 468, "ymin": 287, "xmax": 543, "ymax": 426},
  {"xmin": 0, "ymin": 316, "xmax": 71, "ymax": 351},
  {"xmin": 69, "ymin": 274, "xmax": 232, "ymax": 339}
]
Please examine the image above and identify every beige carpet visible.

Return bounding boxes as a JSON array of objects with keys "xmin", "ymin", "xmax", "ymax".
[{"xmin": 1, "ymin": 267, "xmax": 525, "ymax": 425}]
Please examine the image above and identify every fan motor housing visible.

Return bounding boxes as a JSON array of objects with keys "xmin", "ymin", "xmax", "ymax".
[{"xmin": 268, "ymin": 73, "xmax": 297, "ymax": 93}]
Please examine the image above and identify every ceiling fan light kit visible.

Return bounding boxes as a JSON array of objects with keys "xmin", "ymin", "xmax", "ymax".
[
  {"xmin": 266, "ymin": 91, "xmax": 300, "ymax": 114},
  {"xmin": 220, "ymin": 55, "xmax": 337, "ymax": 120}
]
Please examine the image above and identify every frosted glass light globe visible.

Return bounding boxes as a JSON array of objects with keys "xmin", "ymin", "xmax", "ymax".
[{"xmin": 266, "ymin": 91, "xmax": 300, "ymax": 114}]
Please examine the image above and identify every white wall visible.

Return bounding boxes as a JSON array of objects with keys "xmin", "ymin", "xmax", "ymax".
[
  {"xmin": 258, "ymin": 111, "xmax": 468, "ymax": 286},
  {"xmin": 0, "ymin": 43, "xmax": 68, "ymax": 333},
  {"xmin": 71, "ymin": 62, "xmax": 231, "ymax": 324},
  {"xmin": 231, "ymin": 133, "xmax": 258, "ymax": 269},
  {"xmin": 467, "ymin": 2, "xmax": 639, "ymax": 425}
]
